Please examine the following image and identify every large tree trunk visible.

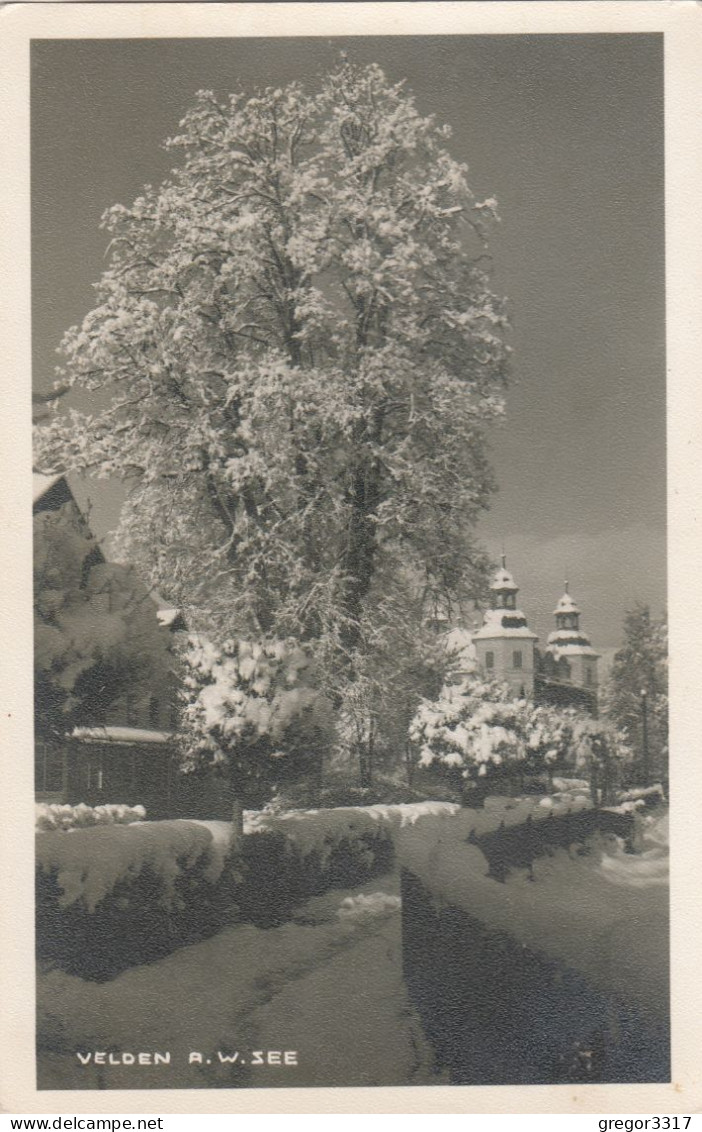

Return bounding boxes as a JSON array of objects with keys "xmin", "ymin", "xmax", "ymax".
[{"xmin": 340, "ymin": 461, "xmax": 380, "ymax": 652}]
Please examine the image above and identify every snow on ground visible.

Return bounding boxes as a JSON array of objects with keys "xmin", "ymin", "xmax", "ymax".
[{"xmin": 38, "ymin": 869, "xmax": 442, "ymax": 1090}]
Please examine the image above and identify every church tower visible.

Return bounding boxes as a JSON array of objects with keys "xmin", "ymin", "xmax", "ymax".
[
  {"xmin": 545, "ymin": 582, "xmax": 600, "ymax": 693},
  {"xmin": 472, "ymin": 556, "xmax": 538, "ymax": 695}
]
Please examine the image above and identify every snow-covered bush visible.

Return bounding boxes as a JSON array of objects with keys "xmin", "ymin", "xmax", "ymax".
[
  {"xmin": 179, "ymin": 636, "xmax": 334, "ymax": 810},
  {"xmin": 246, "ymin": 799, "xmax": 458, "ymax": 861},
  {"xmin": 35, "ymin": 801, "xmax": 146, "ymax": 832},
  {"xmin": 409, "ymin": 676, "xmax": 579, "ymax": 783},
  {"xmin": 36, "ymin": 819, "xmax": 236, "ymax": 912},
  {"xmin": 616, "ymin": 783, "xmax": 665, "ymax": 806}
]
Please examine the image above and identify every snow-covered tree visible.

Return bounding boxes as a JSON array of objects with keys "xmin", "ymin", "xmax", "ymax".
[
  {"xmin": 179, "ymin": 636, "xmax": 334, "ymax": 819},
  {"xmin": 35, "ymin": 63, "xmax": 508, "ymax": 711},
  {"xmin": 570, "ymin": 716, "xmax": 634, "ymax": 805},
  {"xmin": 602, "ymin": 606, "xmax": 668, "ymax": 784}
]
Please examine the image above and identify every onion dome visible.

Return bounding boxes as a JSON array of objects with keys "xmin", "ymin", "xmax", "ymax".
[
  {"xmin": 546, "ymin": 581, "xmax": 598, "ymax": 657},
  {"xmin": 473, "ymin": 556, "xmax": 538, "ymax": 641}
]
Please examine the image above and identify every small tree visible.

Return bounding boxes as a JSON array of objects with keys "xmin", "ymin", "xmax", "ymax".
[
  {"xmin": 571, "ymin": 717, "xmax": 634, "ymax": 805},
  {"xmin": 602, "ymin": 606, "xmax": 668, "ymax": 785},
  {"xmin": 179, "ymin": 636, "xmax": 334, "ymax": 825}
]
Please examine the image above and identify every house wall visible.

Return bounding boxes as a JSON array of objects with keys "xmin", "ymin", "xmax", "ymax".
[{"xmin": 473, "ymin": 636, "xmax": 536, "ymax": 695}]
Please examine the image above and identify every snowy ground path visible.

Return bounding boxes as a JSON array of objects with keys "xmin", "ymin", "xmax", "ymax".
[{"xmin": 38, "ymin": 869, "xmax": 442, "ymax": 1090}]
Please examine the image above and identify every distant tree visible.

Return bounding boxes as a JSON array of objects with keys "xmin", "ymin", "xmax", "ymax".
[
  {"xmin": 35, "ymin": 62, "xmax": 508, "ymax": 736},
  {"xmin": 602, "ymin": 605, "xmax": 668, "ymax": 785},
  {"xmin": 34, "ymin": 504, "xmax": 172, "ymax": 741},
  {"xmin": 570, "ymin": 716, "xmax": 634, "ymax": 805}
]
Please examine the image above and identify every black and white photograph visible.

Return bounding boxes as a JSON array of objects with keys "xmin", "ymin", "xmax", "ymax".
[{"xmin": 2, "ymin": 0, "xmax": 701, "ymax": 1115}]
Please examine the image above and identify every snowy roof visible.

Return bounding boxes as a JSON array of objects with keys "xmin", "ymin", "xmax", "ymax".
[
  {"xmin": 70, "ymin": 726, "xmax": 173, "ymax": 746},
  {"xmin": 490, "ymin": 566, "xmax": 518, "ymax": 593},
  {"xmin": 547, "ymin": 627, "xmax": 592, "ymax": 643},
  {"xmin": 32, "ymin": 472, "xmax": 65, "ymax": 505},
  {"xmin": 443, "ymin": 627, "xmax": 478, "ymax": 670},
  {"xmin": 553, "ymin": 589, "xmax": 581, "ymax": 616},
  {"xmin": 546, "ymin": 643, "xmax": 600, "ymax": 660},
  {"xmin": 473, "ymin": 608, "xmax": 538, "ymax": 641}
]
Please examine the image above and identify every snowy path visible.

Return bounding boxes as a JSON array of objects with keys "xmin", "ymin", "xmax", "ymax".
[{"xmin": 38, "ymin": 870, "xmax": 441, "ymax": 1090}]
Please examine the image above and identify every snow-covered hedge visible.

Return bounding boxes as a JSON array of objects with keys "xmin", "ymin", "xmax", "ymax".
[
  {"xmin": 35, "ymin": 802, "xmax": 146, "ymax": 832},
  {"xmin": 239, "ymin": 800, "xmax": 459, "ymax": 926},
  {"xmin": 245, "ymin": 800, "xmax": 459, "ymax": 861},
  {"xmin": 36, "ymin": 819, "xmax": 242, "ymax": 981},
  {"xmin": 36, "ymin": 819, "xmax": 236, "ymax": 913}
]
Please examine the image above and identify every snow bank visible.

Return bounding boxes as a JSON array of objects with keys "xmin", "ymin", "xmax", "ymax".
[
  {"xmin": 36, "ymin": 820, "xmax": 236, "ymax": 912},
  {"xmin": 337, "ymin": 892, "xmax": 402, "ymax": 920},
  {"xmin": 36, "ymin": 802, "xmax": 146, "ymax": 832},
  {"xmin": 616, "ymin": 783, "xmax": 666, "ymax": 804}
]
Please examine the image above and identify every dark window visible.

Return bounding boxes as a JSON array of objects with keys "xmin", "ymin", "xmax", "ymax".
[
  {"xmin": 513, "ymin": 650, "xmax": 523, "ymax": 669},
  {"xmin": 35, "ymin": 743, "xmax": 64, "ymax": 793},
  {"xmin": 485, "ymin": 651, "xmax": 495, "ymax": 669}
]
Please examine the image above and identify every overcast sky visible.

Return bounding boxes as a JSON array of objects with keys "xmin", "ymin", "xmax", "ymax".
[{"xmin": 31, "ymin": 34, "xmax": 666, "ymax": 653}]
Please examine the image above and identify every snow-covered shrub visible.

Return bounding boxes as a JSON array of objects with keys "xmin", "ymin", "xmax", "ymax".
[
  {"xmin": 35, "ymin": 801, "xmax": 146, "ymax": 832},
  {"xmin": 409, "ymin": 676, "xmax": 579, "ymax": 783},
  {"xmin": 36, "ymin": 819, "xmax": 236, "ymax": 912},
  {"xmin": 179, "ymin": 636, "xmax": 334, "ymax": 809},
  {"xmin": 246, "ymin": 799, "xmax": 458, "ymax": 860}
]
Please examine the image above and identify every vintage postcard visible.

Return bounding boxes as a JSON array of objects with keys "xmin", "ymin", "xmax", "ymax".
[{"xmin": 1, "ymin": 0, "xmax": 701, "ymax": 1116}]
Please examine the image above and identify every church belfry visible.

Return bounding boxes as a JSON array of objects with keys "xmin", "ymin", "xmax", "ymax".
[
  {"xmin": 472, "ymin": 556, "xmax": 538, "ymax": 695},
  {"xmin": 545, "ymin": 582, "xmax": 600, "ymax": 692}
]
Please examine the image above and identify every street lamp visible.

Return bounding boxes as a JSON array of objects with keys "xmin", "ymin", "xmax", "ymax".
[{"xmin": 641, "ymin": 688, "xmax": 650, "ymax": 787}]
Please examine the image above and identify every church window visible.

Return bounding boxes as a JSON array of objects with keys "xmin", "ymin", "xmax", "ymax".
[
  {"xmin": 485, "ymin": 651, "xmax": 495, "ymax": 669},
  {"xmin": 513, "ymin": 650, "xmax": 523, "ymax": 669}
]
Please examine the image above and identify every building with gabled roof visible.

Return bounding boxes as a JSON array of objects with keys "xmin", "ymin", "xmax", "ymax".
[{"xmin": 33, "ymin": 471, "xmax": 187, "ymax": 814}]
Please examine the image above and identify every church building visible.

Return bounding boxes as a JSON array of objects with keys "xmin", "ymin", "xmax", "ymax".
[{"xmin": 471, "ymin": 557, "xmax": 600, "ymax": 714}]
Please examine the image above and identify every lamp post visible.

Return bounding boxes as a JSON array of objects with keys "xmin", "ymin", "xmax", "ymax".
[{"xmin": 641, "ymin": 688, "xmax": 650, "ymax": 787}]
